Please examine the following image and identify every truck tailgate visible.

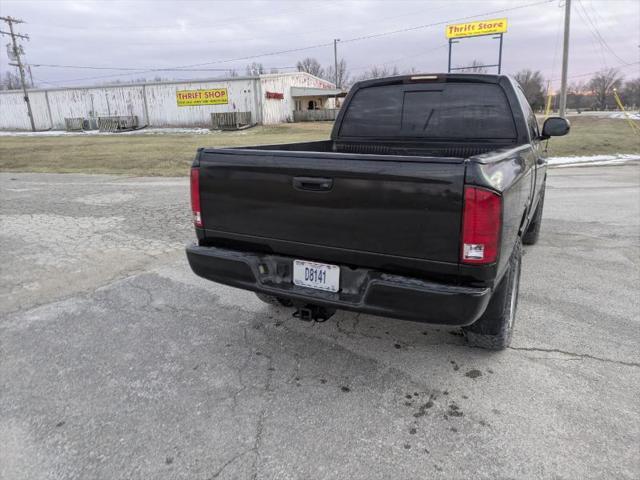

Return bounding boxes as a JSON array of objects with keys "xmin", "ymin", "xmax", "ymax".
[{"xmin": 197, "ymin": 151, "xmax": 465, "ymax": 265}]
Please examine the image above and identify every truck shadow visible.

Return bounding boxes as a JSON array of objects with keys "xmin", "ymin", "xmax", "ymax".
[{"xmin": 263, "ymin": 304, "xmax": 471, "ymax": 352}]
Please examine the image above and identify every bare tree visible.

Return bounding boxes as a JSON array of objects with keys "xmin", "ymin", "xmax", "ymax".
[
  {"xmin": 0, "ymin": 71, "xmax": 21, "ymax": 90},
  {"xmin": 296, "ymin": 57, "xmax": 324, "ymax": 78},
  {"xmin": 245, "ymin": 62, "xmax": 265, "ymax": 76},
  {"xmin": 228, "ymin": 69, "xmax": 239, "ymax": 77},
  {"xmin": 324, "ymin": 59, "xmax": 349, "ymax": 88},
  {"xmin": 357, "ymin": 65, "xmax": 399, "ymax": 81},
  {"xmin": 567, "ymin": 81, "xmax": 588, "ymax": 111},
  {"xmin": 513, "ymin": 69, "xmax": 545, "ymax": 110},
  {"xmin": 588, "ymin": 68, "xmax": 623, "ymax": 110},
  {"xmin": 620, "ymin": 78, "xmax": 640, "ymax": 109},
  {"xmin": 460, "ymin": 60, "xmax": 487, "ymax": 73}
]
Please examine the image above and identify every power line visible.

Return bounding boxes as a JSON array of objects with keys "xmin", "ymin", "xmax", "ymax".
[
  {"xmin": 350, "ymin": 45, "xmax": 448, "ymax": 72},
  {"xmin": 340, "ymin": 0, "xmax": 553, "ymax": 45},
  {"xmin": 551, "ymin": 60, "xmax": 640, "ymax": 81},
  {"xmin": 575, "ymin": 1, "xmax": 611, "ymax": 67},
  {"xmin": 30, "ymin": 63, "xmax": 296, "ymax": 72},
  {"xmin": 270, "ymin": 2, "xmax": 452, "ymax": 48},
  {"xmin": 35, "ymin": 48, "xmax": 445, "ymax": 76},
  {"xmin": 33, "ymin": 60, "xmax": 639, "ymax": 91},
  {"xmin": 576, "ymin": 0, "xmax": 633, "ymax": 66},
  {"xmin": 39, "ymin": 41, "xmax": 336, "ymax": 85},
  {"xmin": 574, "ymin": 2, "xmax": 608, "ymax": 68},
  {"xmin": 37, "ymin": 0, "xmax": 555, "ymax": 86},
  {"xmin": 583, "ymin": 0, "xmax": 633, "ymax": 65}
]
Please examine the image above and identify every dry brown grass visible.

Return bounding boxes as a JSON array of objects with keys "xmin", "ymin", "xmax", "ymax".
[
  {"xmin": 0, "ymin": 123, "xmax": 333, "ymax": 176},
  {"xmin": 543, "ymin": 115, "xmax": 640, "ymax": 158},
  {"xmin": 0, "ymin": 117, "xmax": 637, "ymax": 176}
]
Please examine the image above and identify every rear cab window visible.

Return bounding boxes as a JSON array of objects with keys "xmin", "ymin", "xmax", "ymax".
[{"xmin": 339, "ymin": 83, "xmax": 517, "ymax": 141}]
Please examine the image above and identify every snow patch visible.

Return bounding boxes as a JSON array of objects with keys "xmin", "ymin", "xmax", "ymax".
[
  {"xmin": 548, "ymin": 153, "xmax": 640, "ymax": 167},
  {"xmin": 606, "ymin": 112, "xmax": 640, "ymax": 120},
  {"xmin": 564, "ymin": 111, "xmax": 640, "ymax": 120},
  {"xmin": 0, "ymin": 127, "xmax": 214, "ymax": 137}
]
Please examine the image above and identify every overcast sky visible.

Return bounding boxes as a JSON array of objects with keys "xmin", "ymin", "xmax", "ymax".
[{"xmin": 1, "ymin": 0, "xmax": 638, "ymax": 90}]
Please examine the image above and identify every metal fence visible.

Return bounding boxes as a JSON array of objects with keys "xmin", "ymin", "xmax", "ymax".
[
  {"xmin": 211, "ymin": 111, "xmax": 253, "ymax": 130},
  {"xmin": 98, "ymin": 116, "xmax": 140, "ymax": 132},
  {"xmin": 293, "ymin": 109, "xmax": 339, "ymax": 122},
  {"xmin": 64, "ymin": 117, "xmax": 85, "ymax": 131}
]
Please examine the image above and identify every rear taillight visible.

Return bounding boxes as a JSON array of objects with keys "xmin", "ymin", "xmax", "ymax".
[
  {"xmin": 190, "ymin": 167, "xmax": 202, "ymax": 228},
  {"xmin": 461, "ymin": 186, "xmax": 501, "ymax": 264}
]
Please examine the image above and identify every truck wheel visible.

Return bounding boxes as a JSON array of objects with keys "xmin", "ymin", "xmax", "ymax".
[
  {"xmin": 255, "ymin": 293, "xmax": 293, "ymax": 307},
  {"xmin": 463, "ymin": 241, "xmax": 522, "ymax": 350},
  {"xmin": 522, "ymin": 186, "xmax": 545, "ymax": 245}
]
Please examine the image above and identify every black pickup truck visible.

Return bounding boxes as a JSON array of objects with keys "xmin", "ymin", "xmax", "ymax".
[{"xmin": 186, "ymin": 73, "xmax": 569, "ymax": 349}]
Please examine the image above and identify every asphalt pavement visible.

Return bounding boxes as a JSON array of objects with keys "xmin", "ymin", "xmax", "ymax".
[{"xmin": 1, "ymin": 164, "xmax": 638, "ymax": 479}]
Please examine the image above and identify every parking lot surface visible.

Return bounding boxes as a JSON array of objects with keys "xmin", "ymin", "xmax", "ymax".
[{"xmin": 1, "ymin": 165, "xmax": 639, "ymax": 479}]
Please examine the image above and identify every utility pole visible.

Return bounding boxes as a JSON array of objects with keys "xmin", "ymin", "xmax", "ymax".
[
  {"xmin": 27, "ymin": 64, "xmax": 34, "ymax": 87},
  {"xmin": 1, "ymin": 16, "xmax": 36, "ymax": 131},
  {"xmin": 558, "ymin": 0, "xmax": 571, "ymax": 117},
  {"xmin": 333, "ymin": 38, "xmax": 340, "ymax": 88}
]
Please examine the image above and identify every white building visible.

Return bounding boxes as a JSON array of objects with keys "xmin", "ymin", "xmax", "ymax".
[{"xmin": 0, "ymin": 72, "xmax": 342, "ymax": 131}]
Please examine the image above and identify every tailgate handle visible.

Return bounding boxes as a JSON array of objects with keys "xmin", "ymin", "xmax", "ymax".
[{"xmin": 293, "ymin": 177, "xmax": 333, "ymax": 192}]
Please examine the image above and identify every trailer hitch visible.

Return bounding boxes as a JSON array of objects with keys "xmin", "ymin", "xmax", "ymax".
[{"xmin": 293, "ymin": 304, "xmax": 336, "ymax": 323}]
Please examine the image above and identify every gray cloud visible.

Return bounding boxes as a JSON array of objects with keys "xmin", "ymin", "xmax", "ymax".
[{"xmin": 1, "ymin": 0, "xmax": 638, "ymax": 89}]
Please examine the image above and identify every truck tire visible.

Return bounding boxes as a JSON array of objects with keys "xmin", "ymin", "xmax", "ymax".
[
  {"xmin": 522, "ymin": 186, "xmax": 545, "ymax": 245},
  {"xmin": 255, "ymin": 293, "xmax": 293, "ymax": 307},
  {"xmin": 463, "ymin": 241, "xmax": 522, "ymax": 350}
]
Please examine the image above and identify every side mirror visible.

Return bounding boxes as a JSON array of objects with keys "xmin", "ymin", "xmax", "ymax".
[{"xmin": 540, "ymin": 116, "xmax": 570, "ymax": 139}]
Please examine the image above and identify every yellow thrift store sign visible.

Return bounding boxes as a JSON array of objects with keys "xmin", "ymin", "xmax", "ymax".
[
  {"xmin": 446, "ymin": 18, "xmax": 508, "ymax": 39},
  {"xmin": 176, "ymin": 88, "xmax": 228, "ymax": 106}
]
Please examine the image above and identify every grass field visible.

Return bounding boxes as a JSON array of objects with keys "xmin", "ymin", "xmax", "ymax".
[
  {"xmin": 544, "ymin": 115, "xmax": 640, "ymax": 158},
  {"xmin": 0, "ymin": 117, "xmax": 638, "ymax": 176}
]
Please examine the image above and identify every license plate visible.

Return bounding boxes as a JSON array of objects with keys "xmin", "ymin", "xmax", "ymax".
[{"xmin": 293, "ymin": 260, "xmax": 340, "ymax": 292}]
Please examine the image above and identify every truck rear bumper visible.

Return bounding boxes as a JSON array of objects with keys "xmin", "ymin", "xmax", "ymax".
[{"xmin": 186, "ymin": 244, "xmax": 491, "ymax": 326}]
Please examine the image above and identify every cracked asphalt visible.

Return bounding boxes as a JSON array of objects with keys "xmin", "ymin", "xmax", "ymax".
[{"xmin": 1, "ymin": 165, "xmax": 639, "ymax": 480}]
